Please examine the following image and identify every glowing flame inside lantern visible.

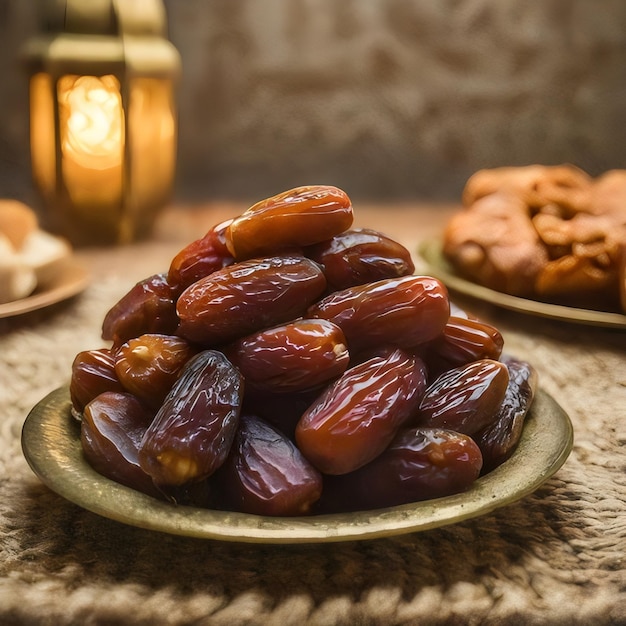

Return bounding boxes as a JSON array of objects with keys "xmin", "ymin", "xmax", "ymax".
[{"xmin": 58, "ymin": 75, "xmax": 124, "ymax": 170}]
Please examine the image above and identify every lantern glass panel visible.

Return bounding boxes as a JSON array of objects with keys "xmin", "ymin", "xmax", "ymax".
[{"xmin": 57, "ymin": 74, "xmax": 124, "ymax": 212}]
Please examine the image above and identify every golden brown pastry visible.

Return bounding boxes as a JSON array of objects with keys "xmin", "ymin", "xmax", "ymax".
[
  {"xmin": 462, "ymin": 164, "xmax": 592, "ymax": 215},
  {"xmin": 443, "ymin": 165, "xmax": 626, "ymax": 312},
  {"xmin": 443, "ymin": 192, "xmax": 549, "ymax": 297}
]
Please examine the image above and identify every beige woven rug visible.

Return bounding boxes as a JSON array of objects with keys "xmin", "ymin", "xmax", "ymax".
[{"xmin": 1, "ymin": 265, "xmax": 625, "ymax": 625}]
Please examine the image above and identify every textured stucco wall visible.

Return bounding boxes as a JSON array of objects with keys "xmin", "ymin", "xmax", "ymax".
[{"xmin": 1, "ymin": 0, "xmax": 625, "ymax": 205}]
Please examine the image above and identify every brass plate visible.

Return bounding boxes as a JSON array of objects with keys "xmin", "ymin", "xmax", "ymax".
[
  {"xmin": 22, "ymin": 386, "xmax": 573, "ymax": 544},
  {"xmin": 0, "ymin": 259, "xmax": 89, "ymax": 318},
  {"xmin": 419, "ymin": 239, "xmax": 626, "ymax": 329}
]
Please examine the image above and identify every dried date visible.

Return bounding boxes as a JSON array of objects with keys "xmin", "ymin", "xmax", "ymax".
[
  {"xmin": 425, "ymin": 316, "xmax": 504, "ymax": 377},
  {"xmin": 474, "ymin": 356, "xmax": 538, "ymax": 473},
  {"xmin": 215, "ymin": 415, "xmax": 323, "ymax": 516},
  {"xmin": 167, "ymin": 219, "xmax": 234, "ymax": 293},
  {"xmin": 307, "ymin": 275, "xmax": 449, "ymax": 352},
  {"xmin": 81, "ymin": 391, "xmax": 161, "ymax": 498},
  {"xmin": 225, "ymin": 319, "xmax": 349, "ymax": 393},
  {"xmin": 317, "ymin": 427, "xmax": 483, "ymax": 512},
  {"xmin": 114, "ymin": 334, "xmax": 197, "ymax": 409},
  {"xmin": 295, "ymin": 349, "xmax": 428, "ymax": 474},
  {"xmin": 70, "ymin": 348, "xmax": 125, "ymax": 417},
  {"xmin": 414, "ymin": 359, "xmax": 509, "ymax": 435},
  {"xmin": 225, "ymin": 185, "xmax": 354, "ymax": 260},
  {"xmin": 101, "ymin": 273, "xmax": 179, "ymax": 348},
  {"xmin": 176, "ymin": 255, "xmax": 327, "ymax": 346},
  {"xmin": 306, "ymin": 228, "xmax": 415, "ymax": 291},
  {"xmin": 139, "ymin": 350, "xmax": 243, "ymax": 486}
]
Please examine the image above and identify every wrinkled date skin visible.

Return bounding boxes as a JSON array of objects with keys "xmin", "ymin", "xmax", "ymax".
[
  {"xmin": 167, "ymin": 219, "xmax": 235, "ymax": 294},
  {"xmin": 114, "ymin": 334, "xmax": 197, "ymax": 410},
  {"xmin": 101, "ymin": 273, "xmax": 179, "ymax": 348},
  {"xmin": 425, "ymin": 316, "xmax": 504, "ymax": 377},
  {"xmin": 225, "ymin": 319, "xmax": 349, "ymax": 393},
  {"xmin": 176, "ymin": 255, "xmax": 327, "ymax": 346},
  {"xmin": 306, "ymin": 228, "xmax": 415, "ymax": 291},
  {"xmin": 317, "ymin": 427, "xmax": 483, "ymax": 512},
  {"xmin": 81, "ymin": 391, "xmax": 161, "ymax": 498},
  {"xmin": 215, "ymin": 415, "xmax": 323, "ymax": 516},
  {"xmin": 414, "ymin": 359, "xmax": 509, "ymax": 435},
  {"xmin": 295, "ymin": 349, "xmax": 428, "ymax": 475},
  {"xmin": 139, "ymin": 350, "xmax": 243, "ymax": 486},
  {"xmin": 70, "ymin": 348, "xmax": 125, "ymax": 417},
  {"xmin": 225, "ymin": 185, "xmax": 354, "ymax": 260},
  {"xmin": 475, "ymin": 356, "xmax": 538, "ymax": 473},
  {"xmin": 307, "ymin": 275, "xmax": 450, "ymax": 353}
]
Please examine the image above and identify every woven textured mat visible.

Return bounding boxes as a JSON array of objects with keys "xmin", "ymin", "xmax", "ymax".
[{"xmin": 1, "ymin": 273, "xmax": 625, "ymax": 626}]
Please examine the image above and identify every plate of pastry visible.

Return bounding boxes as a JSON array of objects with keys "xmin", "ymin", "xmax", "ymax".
[
  {"xmin": 421, "ymin": 165, "xmax": 626, "ymax": 329},
  {"xmin": 0, "ymin": 200, "xmax": 89, "ymax": 318}
]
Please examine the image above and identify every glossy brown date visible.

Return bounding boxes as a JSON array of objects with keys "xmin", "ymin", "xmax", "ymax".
[
  {"xmin": 225, "ymin": 319, "xmax": 349, "ymax": 393},
  {"xmin": 474, "ymin": 356, "xmax": 538, "ymax": 473},
  {"xmin": 426, "ymin": 316, "xmax": 504, "ymax": 377},
  {"xmin": 295, "ymin": 349, "xmax": 428, "ymax": 474},
  {"xmin": 307, "ymin": 275, "xmax": 450, "ymax": 352},
  {"xmin": 414, "ymin": 359, "xmax": 509, "ymax": 435},
  {"xmin": 167, "ymin": 219, "xmax": 234, "ymax": 294},
  {"xmin": 215, "ymin": 415, "xmax": 323, "ymax": 516},
  {"xmin": 306, "ymin": 228, "xmax": 415, "ymax": 291},
  {"xmin": 81, "ymin": 391, "xmax": 161, "ymax": 498},
  {"xmin": 70, "ymin": 348, "xmax": 125, "ymax": 416},
  {"xmin": 114, "ymin": 334, "xmax": 197, "ymax": 409},
  {"xmin": 225, "ymin": 185, "xmax": 354, "ymax": 260},
  {"xmin": 176, "ymin": 255, "xmax": 327, "ymax": 346},
  {"xmin": 101, "ymin": 273, "xmax": 179, "ymax": 348},
  {"xmin": 139, "ymin": 350, "xmax": 243, "ymax": 486},
  {"xmin": 317, "ymin": 427, "xmax": 483, "ymax": 512}
]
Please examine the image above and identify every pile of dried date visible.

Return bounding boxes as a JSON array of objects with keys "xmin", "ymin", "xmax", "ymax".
[{"xmin": 70, "ymin": 185, "xmax": 538, "ymax": 516}]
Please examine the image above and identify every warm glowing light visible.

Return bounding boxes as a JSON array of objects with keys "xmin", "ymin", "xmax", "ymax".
[{"xmin": 58, "ymin": 75, "xmax": 124, "ymax": 170}]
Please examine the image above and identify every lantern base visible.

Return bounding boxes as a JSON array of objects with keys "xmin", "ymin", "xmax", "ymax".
[{"xmin": 40, "ymin": 197, "xmax": 166, "ymax": 247}]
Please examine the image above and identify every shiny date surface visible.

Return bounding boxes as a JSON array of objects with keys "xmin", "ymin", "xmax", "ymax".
[
  {"xmin": 225, "ymin": 318, "xmax": 349, "ymax": 393},
  {"xmin": 176, "ymin": 255, "xmax": 327, "ymax": 346},
  {"xmin": 295, "ymin": 349, "xmax": 428, "ymax": 475},
  {"xmin": 305, "ymin": 228, "xmax": 415, "ymax": 291},
  {"xmin": 101, "ymin": 273, "xmax": 179, "ymax": 348},
  {"xmin": 414, "ymin": 359, "xmax": 509, "ymax": 435},
  {"xmin": 139, "ymin": 350, "xmax": 243, "ymax": 486},
  {"xmin": 81, "ymin": 391, "xmax": 160, "ymax": 498},
  {"xmin": 307, "ymin": 275, "xmax": 450, "ymax": 352},
  {"xmin": 215, "ymin": 415, "xmax": 323, "ymax": 516},
  {"xmin": 226, "ymin": 185, "xmax": 354, "ymax": 260},
  {"xmin": 317, "ymin": 427, "xmax": 483, "ymax": 512}
]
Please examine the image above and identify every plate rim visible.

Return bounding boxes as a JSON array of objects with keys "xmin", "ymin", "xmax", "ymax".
[
  {"xmin": 0, "ymin": 258, "xmax": 90, "ymax": 319},
  {"xmin": 419, "ymin": 239, "xmax": 626, "ymax": 329},
  {"xmin": 21, "ymin": 385, "xmax": 573, "ymax": 544}
]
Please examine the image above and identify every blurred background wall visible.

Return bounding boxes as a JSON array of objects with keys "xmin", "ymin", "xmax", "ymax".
[{"xmin": 1, "ymin": 0, "xmax": 625, "ymax": 207}]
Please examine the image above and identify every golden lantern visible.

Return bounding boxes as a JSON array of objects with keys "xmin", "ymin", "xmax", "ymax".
[{"xmin": 22, "ymin": 0, "xmax": 180, "ymax": 245}]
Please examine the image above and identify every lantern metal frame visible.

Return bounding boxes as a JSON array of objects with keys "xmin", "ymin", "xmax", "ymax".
[{"xmin": 22, "ymin": 0, "xmax": 180, "ymax": 245}]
